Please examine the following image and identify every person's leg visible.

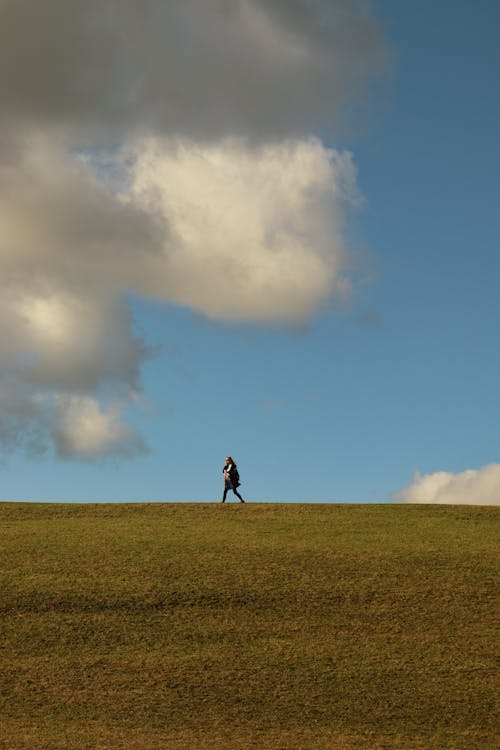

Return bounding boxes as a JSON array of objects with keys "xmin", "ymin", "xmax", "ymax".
[
  {"xmin": 232, "ymin": 487, "xmax": 245, "ymax": 503},
  {"xmin": 221, "ymin": 487, "xmax": 228, "ymax": 503}
]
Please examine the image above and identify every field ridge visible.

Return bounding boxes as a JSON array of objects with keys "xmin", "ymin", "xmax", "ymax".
[{"xmin": 1, "ymin": 502, "xmax": 498, "ymax": 749}]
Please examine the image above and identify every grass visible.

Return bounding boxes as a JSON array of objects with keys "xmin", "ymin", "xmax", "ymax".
[{"xmin": 0, "ymin": 502, "xmax": 498, "ymax": 749}]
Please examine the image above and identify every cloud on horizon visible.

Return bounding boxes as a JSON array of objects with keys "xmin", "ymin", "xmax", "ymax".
[
  {"xmin": 393, "ymin": 464, "xmax": 500, "ymax": 506},
  {"xmin": 0, "ymin": 0, "xmax": 386, "ymax": 459}
]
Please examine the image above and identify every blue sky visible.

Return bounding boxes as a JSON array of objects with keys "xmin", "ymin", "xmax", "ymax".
[{"xmin": 1, "ymin": 1, "xmax": 499, "ymax": 503}]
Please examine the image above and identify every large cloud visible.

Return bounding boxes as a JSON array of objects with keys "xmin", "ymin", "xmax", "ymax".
[
  {"xmin": 393, "ymin": 464, "xmax": 500, "ymax": 506},
  {"xmin": 0, "ymin": 135, "xmax": 357, "ymax": 458},
  {"xmin": 1, "ymin": 133, "xmax": 358, "ymax": 322},
  {"xmin": 0, "ymin": 1, "xmax": 385, "ymax": 459},
  {"xmin": 0, "ymin": 0, "xmax": 384, "ymax": 140}
]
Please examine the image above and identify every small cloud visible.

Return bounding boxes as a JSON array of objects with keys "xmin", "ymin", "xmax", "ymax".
[
  {"xmin": 393, "ymin": 464, "xmax": 500, "ymax": 506},
  {"xmin": 260, "ymin": 399, "xmax": 282, "ymax": 413},
  {"xmin": 50, "ymin": 395, "xmax": 148, "ymax": 461},
  {"xmin": 356, "ymin": 310, "xmax": 382, "ymax": 329}
]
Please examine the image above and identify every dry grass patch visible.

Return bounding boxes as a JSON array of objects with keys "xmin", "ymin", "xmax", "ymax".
[{"xmin": 0, "ymin": 502, "xmax": 498, "ymax": 749}]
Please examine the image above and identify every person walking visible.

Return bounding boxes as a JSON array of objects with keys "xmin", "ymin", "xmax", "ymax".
[{"xmin": 221, "ymin": 456, "xmax": 245, "ymax": 503}]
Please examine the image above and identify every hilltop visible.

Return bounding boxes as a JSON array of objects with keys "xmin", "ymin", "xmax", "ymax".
[{"xmin": 1, "ymin": 502, "xmax": 498, "ymax": 749}]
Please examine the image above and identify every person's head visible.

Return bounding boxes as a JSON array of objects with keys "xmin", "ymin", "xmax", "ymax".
[{"xmin": 226, "ymin": 456, "xmax": 233, "ymax": 465}]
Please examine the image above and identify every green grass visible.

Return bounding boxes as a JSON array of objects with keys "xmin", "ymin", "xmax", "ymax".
[{"xmin": 0, "ymin": 502, "xmax": 498, "ymax": 749}]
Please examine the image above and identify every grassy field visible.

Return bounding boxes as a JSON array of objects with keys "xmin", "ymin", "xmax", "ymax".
[{"xmin": 0, "ymin": 502, "xmax": 498, "ymax": 749}]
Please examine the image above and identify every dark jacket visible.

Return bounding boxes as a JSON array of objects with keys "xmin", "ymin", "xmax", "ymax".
[{"xmin": 223, "ymin": 462, "xmax": 240, "ymax": 488}]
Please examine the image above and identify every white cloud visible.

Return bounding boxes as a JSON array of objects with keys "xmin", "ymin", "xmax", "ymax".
[
  {"xmin": 1, "ymin": 134, "xmax": 358, "ymax": 323},
  {"xmin": 0, "ymin": 135, "xmax": 359, "ymax": 457},
  {"xmin": 130, "ymin": 136, "xmax": 358, "ymax": 322},
  {"xmin": 0, "ymin": 383, "xmax": 146, "ymax": 461},
  {"xmin": 1, "ymin": 288, "xmax": 146, "ymax": 391},
  {"xmin": 393, "ymin": 464, "xmax": 500, "ymax": 506},
  {"xmin": 0, "ymin": 0, "xmax": 385, "ymax": 460},
  {"xmin": 49, "ymin": 395, "xmax": 147, "ymax": 460}
]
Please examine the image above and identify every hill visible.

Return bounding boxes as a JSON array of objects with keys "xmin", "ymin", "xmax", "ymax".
[{"xmin": 1, "ymin": 502, "xmax": 498, "ymax": 749}]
